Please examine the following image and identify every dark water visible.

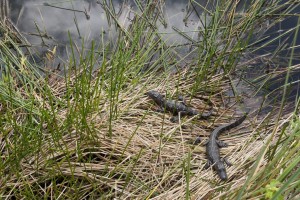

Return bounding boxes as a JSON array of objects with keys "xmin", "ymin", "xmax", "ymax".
[
  {"xmin": 9, "ymin": 2, "xmax": 188, "ymax": 46},
  {"xmin": 244, "ymin": 1, "xmax": 300, "ymax": 108},
  {"xmin": 4, "ymin": 0, "xmax": 300, "ymax": 113},
  {"xmin": 7, "ymin": 1, "xmax": 300, "ymax": 57}
]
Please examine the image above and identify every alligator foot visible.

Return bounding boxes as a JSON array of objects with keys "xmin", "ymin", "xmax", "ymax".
[
  {"xmin": 193, "ymin": 137, "xmax": 202, "ymax": 145},
  {"xmin": 216, "ymin": 140, "xmax": 228, "ymax": 147},
  {"xmin": 170, "ymin": 115, "xmax": 179, "ymax": 122},
  {"xmin": 204, "ymin": 160, "xmax": 212, "ymax": 169},
  {"xmin": 198, "ymin": 110, "xmax": 213, "ymax": 119}
]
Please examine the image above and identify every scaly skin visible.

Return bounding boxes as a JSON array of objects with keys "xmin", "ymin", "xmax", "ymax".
[
  {"xmin": 146, "ymin": 90, "xmax": 211, "ymax": 121},
  {"xmin": 206, "ymin": 113, "xmax": 247, "ymax": 181}
]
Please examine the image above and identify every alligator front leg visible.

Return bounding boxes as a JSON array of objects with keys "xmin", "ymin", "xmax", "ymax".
[
  {"xmin": 178, "ymin": 95, "xmax": 184, "ymax": 101},
  {"xmin": 178, "ymin": 95, "xmax": 187, "ymax": 105},
  {"xmin": 222, "ymin": 157, "xmax": 232, "ymax": 166},
  {"xmin": 170, "ymin": 111, "xmax": 189, "ymax": 122},
  {"xmin": 153, "ymin": 106, "xmax": 165, "ymax": 113},
  {"xmin": 199, "ymin": 109, "xmax": 213, "ymax": 119},
  {"xmin": 170, "ymin": 115, "xmax": 179, "ymax": 122},
  {"xmin": 216, "ymin": 140, "xmax": 228, "ymax": 147},
  {"xmin": 204, "ymin": 160, "xmax": 213, "ymax": 169},
  {"xmin": 203, "ymin": 139, "xmax": 209, "ymax": 145}
]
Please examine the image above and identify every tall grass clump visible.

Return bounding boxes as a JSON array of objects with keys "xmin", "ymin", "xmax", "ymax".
[{"xmin": 0, "ymin": 0, "xmax": 300, "ymax": 199}]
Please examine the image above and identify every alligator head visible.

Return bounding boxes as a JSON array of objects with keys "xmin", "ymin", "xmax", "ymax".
[
  {"xmin": 146, "ymin": 90, "xmax": 164, "ymax": 106},
  {"xmin": 214, "ymin": 161, "xmax": 228, "ymax": 181}
]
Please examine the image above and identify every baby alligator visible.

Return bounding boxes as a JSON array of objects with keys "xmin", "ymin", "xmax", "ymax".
[
  {"xmin": 146, "ymin": 90, "xmax": 212, "ymax": 122},
  {"xmin": 205, "ymin": 113, "xmax": 247, "ymax": 181}
]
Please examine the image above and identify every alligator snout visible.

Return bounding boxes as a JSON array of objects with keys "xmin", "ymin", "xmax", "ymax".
[
  {"xmin": 217, "ymin": 169, "xmax": 228, "ymax": 181},
  {"xmin": 215, "ymin": 161, "xmax": 228, "ymax": 181}
]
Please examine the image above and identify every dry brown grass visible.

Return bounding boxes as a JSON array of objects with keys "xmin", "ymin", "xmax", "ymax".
[{"xmin": 1, "ymin": 65, "xmax": 290, "ymax": 199}]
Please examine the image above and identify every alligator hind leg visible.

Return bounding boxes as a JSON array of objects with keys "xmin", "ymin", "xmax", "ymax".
[{"xmin": 216, "ymin": 140, "xmax": 228, "ymax": 147}]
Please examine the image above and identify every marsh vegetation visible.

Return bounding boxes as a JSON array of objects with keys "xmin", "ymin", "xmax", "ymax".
[{"xmin": 0, "ymin": 0, "xmax": 300, "ymax": 199}]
